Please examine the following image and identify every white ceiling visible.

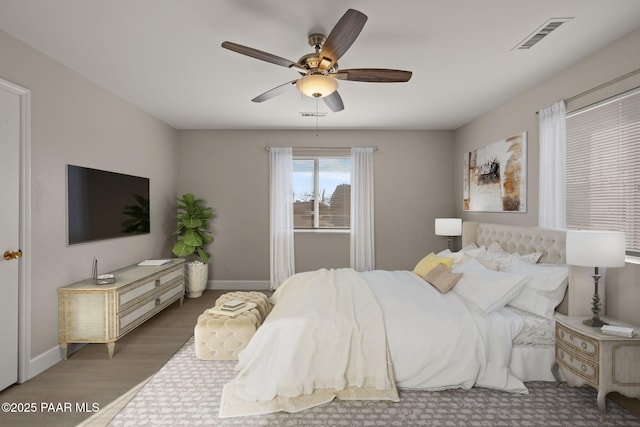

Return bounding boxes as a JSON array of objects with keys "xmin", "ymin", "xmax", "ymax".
[{"xmin": 1, "ymin": 0, "xmax": 640, "ymax": 130}]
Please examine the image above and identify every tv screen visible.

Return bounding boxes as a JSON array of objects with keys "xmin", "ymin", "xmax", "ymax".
[{"xmin": 67, "ymin": 164, "xmax": 150, "ymax": 245}]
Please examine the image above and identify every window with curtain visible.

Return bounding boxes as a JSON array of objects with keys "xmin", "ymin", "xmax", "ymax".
[
  {"xmin": 565, "ymin": 88, "xmax": 640, "ymax": 255},
  {"xmin": 292, "ymin": 156, "xmax": 351, "ymax": 229}
]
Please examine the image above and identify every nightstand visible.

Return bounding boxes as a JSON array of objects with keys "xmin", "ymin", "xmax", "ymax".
[{"xmin": 551, "ymin": 313, "xmax": 640, "ymax": 421}]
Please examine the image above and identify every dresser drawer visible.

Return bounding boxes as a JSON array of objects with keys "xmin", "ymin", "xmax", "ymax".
[
  {"xmin": 556, "ymin": 323, "xmax": 599, "ymax": 359},
  {"xmin": 118, "ymin": 281, "xmax": 184, "ymax": 333},
  {"xmin": 118, "ymin": 267, "xmax": 184, "ymax": 309},
  {"xmin": 556, "ymin": 343, "xmax": 599, "ymax": 384}
]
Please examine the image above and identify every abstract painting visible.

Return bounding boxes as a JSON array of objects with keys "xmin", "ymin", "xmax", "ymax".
[{"xmin": 464, "ymin": 132, "xmax": 527, "ymax": 212}]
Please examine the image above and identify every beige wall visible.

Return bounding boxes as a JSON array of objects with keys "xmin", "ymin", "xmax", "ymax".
[
  {"xmin": 0, "ymin": 30, "xmax": 179, "ymax": 360},
  {"xmin": 3, "ymin": 19, "xmax": 640, "ymax": 376},
  {"xmin": 176, "ymin": 129, "xmax": 455, "ymax": 281},
  {"xmin": 453, "ymin": 28, "xmax": 640, "ymax": 325}
]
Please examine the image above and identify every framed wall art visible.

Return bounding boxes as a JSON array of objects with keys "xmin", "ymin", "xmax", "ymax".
[{"xmin": 464, "ymin": 132, "xmax": 527, "ymax": 213}]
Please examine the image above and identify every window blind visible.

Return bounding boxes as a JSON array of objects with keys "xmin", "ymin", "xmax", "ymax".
[{"xmin": 566, "ymin": 88, "xmax": 640, "ymax": 255}]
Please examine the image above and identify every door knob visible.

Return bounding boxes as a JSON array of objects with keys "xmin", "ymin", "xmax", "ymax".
[{"xmin": 3, "ymin": 249, "xmax": 22, "ymax": 261}]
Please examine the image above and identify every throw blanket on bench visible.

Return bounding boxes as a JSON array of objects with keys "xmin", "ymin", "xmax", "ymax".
[{"xmin": 219, "ymin": 268, "xmax": 399, "ymax": 417}]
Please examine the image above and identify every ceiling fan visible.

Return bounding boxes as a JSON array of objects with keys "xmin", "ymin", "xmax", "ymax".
[{"xmin": 221, "ymin": 8, "xmax": 412, "ymax": 112}]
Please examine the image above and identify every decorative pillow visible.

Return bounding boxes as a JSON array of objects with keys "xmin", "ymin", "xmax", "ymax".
[
  {"xmin": 424, "ymin": 264, "xmax": 462, "ymax": 293},
  {"xmin": 477, "ymin": 242, "xmax": 543, "ymax": 271},
  {"xmin": 436, "ymin": 249, "xmax": 468, "ymax": 268},
  {"xmin": 452, "ymin": 269, "xmax": 527, "ymax": 313},
  {"xmin": 505, "ymin": 255, "xmax": 568, "ymax": 319},
  {"xmin": 413, "ymin": 253, "xmax": 453, "ymax": 278},
  {"xmin": 462, "ymin": 245, "xmax": 487, "ymax": 258}
]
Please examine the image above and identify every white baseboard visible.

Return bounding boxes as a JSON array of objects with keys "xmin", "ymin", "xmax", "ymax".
[
  {"xmin": 27, "ymin": 342, "xmax": 84, "ymax": 381},
  {"xmin": 207, "ymin": 280, "xmax": 270, "ymax": 291}
]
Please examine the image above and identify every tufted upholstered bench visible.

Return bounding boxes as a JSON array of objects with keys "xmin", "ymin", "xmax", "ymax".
[{"xmin": 194, "ymin": 291, "xmax": 271, "ymax": 360}]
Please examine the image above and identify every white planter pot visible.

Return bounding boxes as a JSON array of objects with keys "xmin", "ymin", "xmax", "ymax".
[{"xmin": 185, "ymin": 262, "xmax": 208, "ymax": 298}]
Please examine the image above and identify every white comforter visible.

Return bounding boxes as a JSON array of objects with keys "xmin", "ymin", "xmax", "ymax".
[
  {"xmin": 227, "ymin": 268, "xmax": 397, "ymax": 403},
  {"xmin": 362, "ymin": 270, "xmax": 526, "ymax": 393},
  {"xmin": 222, "ymin": 268, "xmax": 526, "ymax": 416}
]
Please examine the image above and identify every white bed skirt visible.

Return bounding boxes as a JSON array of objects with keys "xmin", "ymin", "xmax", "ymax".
[{"xmin": 509, "ymin": 345, "xmax": 557, "ymax": 382}]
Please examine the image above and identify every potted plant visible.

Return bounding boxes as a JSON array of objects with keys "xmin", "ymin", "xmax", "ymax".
[{"xmin": 172, "ymin": 193, "xmax": 214, "ymax": 298}]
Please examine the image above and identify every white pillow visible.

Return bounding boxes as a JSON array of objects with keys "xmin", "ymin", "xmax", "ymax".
[
  {"xmin": 452, "ymin": 267, "xmax": 527, "ymax": 314},
  {"xmin": 436, "ymin": 249, "xmax": 468, "ymax": 268},
  {"xmin": 452, "ymin": 257, "xmax": 490, "ymax": 273},
  {"xmin": 462, "ymin": 245, "xmax": 487, "ymax": 258},
  {"xmin": 477, "ymin": 242, "xmax": 542, "ymax": 271},
  {"xmin": 505, "ymin": 255, "xmax": 568, "ymax": 319}
]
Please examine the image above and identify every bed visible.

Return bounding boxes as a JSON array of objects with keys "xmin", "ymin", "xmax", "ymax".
[
  {"xmin": 220, "ymin": 222, "xmax": 572, "ymax": 417},
  {"xmin": 462, "ymin": 221, "xmax": 567, "ymax": 383}
]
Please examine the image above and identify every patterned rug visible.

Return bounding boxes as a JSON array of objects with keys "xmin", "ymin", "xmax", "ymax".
[{"xmin": 103, "ymin": 337, "xmax": 639, "ymax": 426}]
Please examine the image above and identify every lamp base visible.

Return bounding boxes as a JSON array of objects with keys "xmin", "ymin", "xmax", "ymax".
[
  {"xmin": 583, "ymin": 317, "xmax": 608, "ymax": 327},
  {"xmin": 584, "ymin": 269, "xmax": 607, "ymax": 328}
]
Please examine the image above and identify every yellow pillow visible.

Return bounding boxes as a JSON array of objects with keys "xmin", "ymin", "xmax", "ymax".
[{"xmin": 413, "ymin": 252, "xmax": 454, "ymax": 278}]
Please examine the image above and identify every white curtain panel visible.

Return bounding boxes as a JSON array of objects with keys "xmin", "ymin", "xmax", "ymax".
[
  {"xmin": 269, "ymin": 147, "xmax": 295, "ymax": 289},
  {"xmin": 538, "ymin": 100, "xmax": 566, "ymax": 229},
  {"xmin": 350, "ymin": 147, "xmax": 375, "ymax": 271}
]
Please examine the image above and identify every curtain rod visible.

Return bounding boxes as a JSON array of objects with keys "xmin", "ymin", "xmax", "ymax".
[
  {"xmin": 566, "ymin": 67, "xmax": 640, "ymax": 104},
  {"xmin": 536, "ymin": 66, "xmax": 640, "ymax": 114},
  {"xmin": 265, "ymin": 146, "xmax": 378, "ymax": 151}
]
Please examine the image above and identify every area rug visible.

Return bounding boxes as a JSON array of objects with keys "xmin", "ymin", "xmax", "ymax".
[{"xmin": 103, "ymin": 337, "xmax": 639, "ymax": 426}]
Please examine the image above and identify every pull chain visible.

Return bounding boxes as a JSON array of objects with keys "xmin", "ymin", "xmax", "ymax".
[{"xmin": 316, "ymin": 97, "xmax": 319, "ymax": 137}]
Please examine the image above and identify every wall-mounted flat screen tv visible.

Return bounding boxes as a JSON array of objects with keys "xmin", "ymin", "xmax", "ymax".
[{"xmin": 67, "ymin": 164, "xmax": 150, "ymax": 245}]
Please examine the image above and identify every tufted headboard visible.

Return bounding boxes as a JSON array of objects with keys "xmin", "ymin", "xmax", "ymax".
[
  {"xmin": 461, "ymin": 222, "xmax": 566, "ymax": 265},
  {"xmin": 461, "ymin": 222, "xmax": 579, "ymax": 315}
]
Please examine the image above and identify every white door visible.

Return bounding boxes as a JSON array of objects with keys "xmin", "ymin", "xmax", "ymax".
[{"xmin": 0, "ymin": 82, "xmax": 21, "ymax": 390}]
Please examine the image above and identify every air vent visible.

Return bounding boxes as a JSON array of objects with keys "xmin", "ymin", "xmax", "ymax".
[
  {"xmin": 300, "ymin": 112, "xmax": 327, "ymax": 117},
  {"xmin": 513, "ymin": 18, "xmax": 573, "ymax": 50}
]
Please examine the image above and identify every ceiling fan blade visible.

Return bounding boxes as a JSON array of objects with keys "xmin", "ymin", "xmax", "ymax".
[
  {"xmin": 334, "ymin": 69, "xmax": 413, "ymax": 83},
  {"xmin": 319, "ymin": 9, "xmax": 367, "ymax": 70},
  {"xmin": 251, "ymin": 80, "xmax": 298, "ymax": 103},
  {"xmin": 222, "ymin": 41, "xmax": 297, "ymax": 68},
  {"xmin": 323, "ymin": 91, "xmax": 344, "ymax": 112}
]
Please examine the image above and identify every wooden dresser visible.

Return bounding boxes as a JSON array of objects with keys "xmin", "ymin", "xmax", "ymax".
[
  {"xmin": 58, "ymin": 259, "xmax": 185, "ymax": 359},
  {"xmin": 552, "ymin": 313, "xmax": 640, "ymax": 421}
]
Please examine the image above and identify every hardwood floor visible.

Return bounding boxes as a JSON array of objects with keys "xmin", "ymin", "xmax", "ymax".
[{"xmin": 0, "ymin": 290, "xmax": 229, "ymax": 427}]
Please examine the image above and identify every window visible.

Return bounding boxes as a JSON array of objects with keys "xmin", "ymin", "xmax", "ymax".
[
  {"xmin": 293, "ymin": 157, "xmax": 351, "ymax": 229},
  {"xmin": 566, "ymin": 88, "xmax": 640, "ymax": 255}
]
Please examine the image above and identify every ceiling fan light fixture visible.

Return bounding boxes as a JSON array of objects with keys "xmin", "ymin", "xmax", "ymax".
[{"xmin": 296, "ymin": 74, "xmax": 338, "ymax": 98}]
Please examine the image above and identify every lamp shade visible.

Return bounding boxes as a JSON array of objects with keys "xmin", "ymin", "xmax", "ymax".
[
  {"xmin": 435, "ymin": 218, "xmax": 462, "ymax": 236},
  {"xmin": 296, "ymin": 74, "xmax": 338, "ymax": 98},
  {"xmin": 565, "ymin": 230, "xmax": 626, "ymax": 267}
]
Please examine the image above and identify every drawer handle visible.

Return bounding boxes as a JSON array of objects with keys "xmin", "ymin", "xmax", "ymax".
[
  {"xmin": 582, "ymin": 364, "xmax": 587, "ymax": 372},
  {"xmin": 155, "ymin": 298, "xmax": 161, "ymax": 306},
  {"xmin": 560, "ymin": 331, "xmax": 564, "ymax": 338},
  {"xmin": 582, "ymin": 342, "xmax": 587, "ymax": 349},
  {"xmin": 570, "ymin": 335, "xmax": 574, "ymax": 341},
  {"xmin": 559, "ymin": 350, "xmax": 564, "ymax": 359},
  {"xmin": 155, "ymin": 279, "xmax": 161, "ymax": 287}
]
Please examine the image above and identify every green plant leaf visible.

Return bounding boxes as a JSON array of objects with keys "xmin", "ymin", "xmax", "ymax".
[
  {"xmin": 172, "ymin": 240, "xmax": 195, "ymax": 257},
  {"xmin": 183, "ymin": 229, "xmax": 203, "ymax": 246},
  {"xmin": 182, "ymin": 218, "xmax": 203, "ymax": 229},
  {"xmin": 196, "ymin": 247, "xmax": 209, "ymax": 264}
]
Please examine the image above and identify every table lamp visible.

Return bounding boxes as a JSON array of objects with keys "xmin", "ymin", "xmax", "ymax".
[
  {"xmin": 565, "ymin": 230, "xmax": 626, "ymax": 327},
  {"xmin": 435, "ymin": 218, "xmax": 462, "ymax": 251}
]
